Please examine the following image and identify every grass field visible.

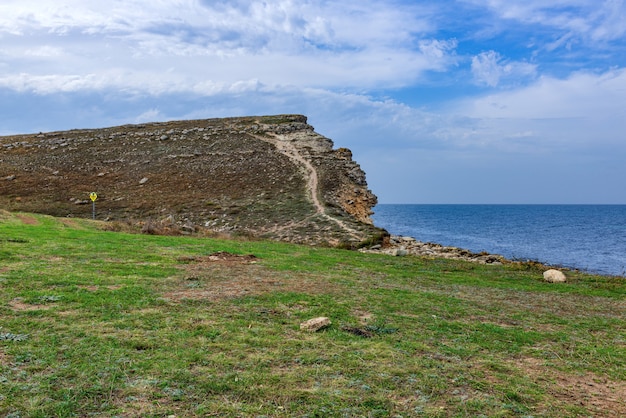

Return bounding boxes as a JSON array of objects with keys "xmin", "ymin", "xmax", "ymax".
[{"xmin": 1, "ymin": 211, "xmax": 624, "ymax": 417}]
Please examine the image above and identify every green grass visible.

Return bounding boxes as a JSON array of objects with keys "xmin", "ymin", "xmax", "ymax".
[{"xmin": 1, "ymin": 211, "xmax": 625, "ymax": 417}]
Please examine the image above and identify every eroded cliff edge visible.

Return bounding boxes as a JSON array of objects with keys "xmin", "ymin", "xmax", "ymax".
[{"xmin": 0, "ymin": 115, "xmax": 385, "ymax": 247}]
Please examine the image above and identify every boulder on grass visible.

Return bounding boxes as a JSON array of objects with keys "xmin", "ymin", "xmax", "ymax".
[
  {"xmin": 543, "ymin": 269, "xmax": 567, "ymax": 283},
  {"xmin": 300, "ymin": 317, "xmax": 331, "ymax": 332}
]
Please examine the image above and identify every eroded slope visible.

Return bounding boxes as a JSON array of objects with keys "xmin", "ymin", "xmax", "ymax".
[{"xmin": 0, "ymin": 115, "xmax": 384, "ymax": 246}]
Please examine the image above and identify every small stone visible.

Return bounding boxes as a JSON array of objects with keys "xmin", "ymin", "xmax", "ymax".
[
  {"xmin": 300, "ymin": 317, "xmax": 331, "ymax": 332},
  {"xmin": 181, "ymin": 224, "xmax": 196, "ymax": 233},
  {"xmin": 392, "ymin": 247, "xmax": 408, "ymax": 257},
  {"xmin": 139, "ymin": 177, "xmax": 149, "ymax": 184},
  {"xmin": 4, "ymin": 175, "xmax": 16, "ymax": 181},
  {"xmin": 543, "ymin": 269, "xmax": 567, "ymax": 283}
]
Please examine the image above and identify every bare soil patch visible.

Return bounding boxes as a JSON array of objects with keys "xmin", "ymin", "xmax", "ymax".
[
  {"xmin": 8, "ymin": 298, "xmax": 52, "ymax": 311},
  {"xmin": 352, "ymin": 309, "xmax": 374, "ymax": 324}
]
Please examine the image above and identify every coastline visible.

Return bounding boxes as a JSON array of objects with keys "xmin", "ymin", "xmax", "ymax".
[
  {"xmin": 370, "ymin": 204, "xmax": 626, "ymax": 277},
  {"xmin": 360, "ymin": 234, "xmax": 590, "ymax": 275},
  {"xmin": 360, "ymin": 235, "xmax": 507, "ymax": 265}
]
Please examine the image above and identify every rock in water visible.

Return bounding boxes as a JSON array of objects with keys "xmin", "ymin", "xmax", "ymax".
[
  {"xmin": 300, "ymin": 317, "xmax": 331, "ymax": 332},
  {"xmin": 543, "ymin": 269, "xmax": 567, "ymax": 283}
]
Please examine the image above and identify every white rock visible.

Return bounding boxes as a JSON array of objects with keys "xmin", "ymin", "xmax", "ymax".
[
  {"xmin": 139, "ymin": 177, "xmax": 149, "ymax": 184},
  {"xmin": 543, "ymin": 269, "xmax": 567, "ymax": 283},
  {"xmin": 392, "ymin": 247, "xmax": 408, "ymax": 257}
]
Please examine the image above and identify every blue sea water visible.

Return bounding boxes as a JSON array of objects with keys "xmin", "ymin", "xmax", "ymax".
[{"xmin": 371, "ymin": 204, "xmax": 626, "ymax": 277}]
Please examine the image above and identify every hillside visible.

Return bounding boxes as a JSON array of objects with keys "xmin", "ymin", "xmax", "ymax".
[{"xmin": 0, "ymin": 115, "xmax": 384, "ymax": 247}]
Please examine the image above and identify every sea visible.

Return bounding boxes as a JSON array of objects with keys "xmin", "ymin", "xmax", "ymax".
[{"xmin": 371, "ymin": 204, "xmax": 626, "ymax": 277}]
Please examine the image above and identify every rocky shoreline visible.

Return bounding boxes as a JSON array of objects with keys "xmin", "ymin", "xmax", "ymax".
[
  {"xmin": 361, "ymin": 235, "xmax": 508, "ymax": 265},
  {"xmin": 361, "ymin": 235, "xmax": 586, "ymax": 280}
]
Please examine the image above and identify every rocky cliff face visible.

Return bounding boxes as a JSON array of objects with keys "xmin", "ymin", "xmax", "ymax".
[{"xmin": 0, "ymin": 115, "xmax": 384, "ymax": 247}]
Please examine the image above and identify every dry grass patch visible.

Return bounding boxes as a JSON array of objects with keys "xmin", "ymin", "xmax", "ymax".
[
  {"xmin": 513, "ymin": 356, "xmax": 626, "ymax": 417},
  {"xmin": 77, "ymin": 284, "xmax": 123, "ymax": 292},
  {"xmin": 15, "ymin": 214, "xmax": 38, "ymax": 225},
  {"xmin": 164, "ymin": 255, "xmax": 341, "ymax": 302},
  {"xmin": 55, "ymin": 309, "xmax": 82, "ymax": 317},
  {"xmin": 437, "ymin": 285, "xmax": 626, "ymax": 319},
  {"xmin": 58, "ymin": 218, "xmax": 84, "ymax": 228},
  {"xmin": 179, "ymin": 251, "xmax": 259, "ymax": 265},
  {"xmin": 352, "ymin": 309, "xmax": 374, "ymax": 324},
  {"xmin": 460, "ymin": 315, "xmax": 522, "ymax": 328},
  {"xmin": 0, "ymin": 349, "xmax": 11, "ymax": 366}
]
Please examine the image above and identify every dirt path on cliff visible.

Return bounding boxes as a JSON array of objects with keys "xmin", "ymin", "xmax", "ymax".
[{"xmin": 253, "ymin": 133, "xmax": 361, "ymax": 239}]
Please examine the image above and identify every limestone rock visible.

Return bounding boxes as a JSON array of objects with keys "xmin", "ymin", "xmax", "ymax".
[
  {"xmin": 543, "ymin": 269, "xmax": 567, "ymax": 283},
  {"xmin": 300, "ymin": 317, "xmax": 331, "ymax": 332}
]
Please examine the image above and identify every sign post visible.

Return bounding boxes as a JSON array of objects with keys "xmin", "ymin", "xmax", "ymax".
[{"xmin": 89, "ymin": 192, "xmax": 98, "ymax": 220}]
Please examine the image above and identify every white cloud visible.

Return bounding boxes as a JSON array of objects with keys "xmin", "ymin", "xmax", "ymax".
[
  {"xmin": 590, "ymin": 0, "xmax": 626, "ymax": 42},
  {"xmin": 466, "ymin": 68, "xmax": 626, "ymax": 119},
  {"xmin": 471, "ymin": 51, "xmax": 536, "ymax": 87},
  {"xmin": 0, "ymin": 0, "xmax": 455, "ymax": 95},
  {"xmin": 134, "ymin": 108, "xmax": 164, "ymax": 123},
  {"xmin": 0, "ymin": 0, "xmax": 432, "ymax": 51},
  {"xmin": 1, "ymin": 0, "xmax": 625, "ymax": 204},
  {"xmin": 463, "ymin": 0, "xmax": 626, "ymax": 46},
  {"xmin": 451, "ymin": 68, "xmax": 626, "ymax": 154}
]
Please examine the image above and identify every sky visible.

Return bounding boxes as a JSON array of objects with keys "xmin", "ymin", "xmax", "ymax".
[{"xmin": 1, "ymin": 0, "xmax": 625, "ymax": 204}]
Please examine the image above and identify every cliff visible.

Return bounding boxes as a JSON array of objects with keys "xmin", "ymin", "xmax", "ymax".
[{"xmin": 0, "ymin": 115, "xmax": 385, "ymax": 247}]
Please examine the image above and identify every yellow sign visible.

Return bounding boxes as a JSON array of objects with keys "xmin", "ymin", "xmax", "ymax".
[{"xmin": 89, "ymin": 192, "xmax": 98, "ymax": 202}]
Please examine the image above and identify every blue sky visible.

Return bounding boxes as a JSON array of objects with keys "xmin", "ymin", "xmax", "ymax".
[{"xmin": 1, "ymin": 0, "xmax": 625, "ymax": 203}]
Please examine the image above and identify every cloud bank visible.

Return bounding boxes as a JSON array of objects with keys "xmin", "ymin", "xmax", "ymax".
[{"xmin": 1, "ymin": 0, "xmax": 625, "ymax": 203}]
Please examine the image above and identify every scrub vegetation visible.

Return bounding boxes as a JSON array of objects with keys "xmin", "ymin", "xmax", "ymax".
[{"xmin": 1, "ymin": 211, "xmax": 624, "ymax": 417}]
